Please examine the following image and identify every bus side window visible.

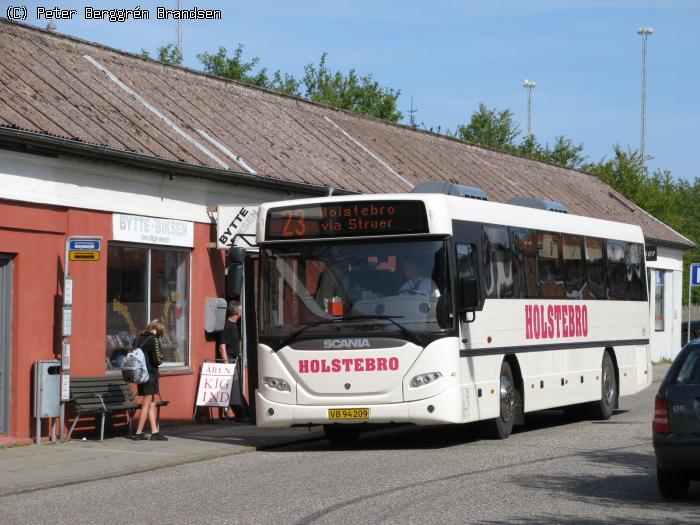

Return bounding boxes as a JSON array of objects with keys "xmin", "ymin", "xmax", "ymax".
[
  {"xmin": 628, "ymin": 242, "xmax": 647, "ymax": 301},
  {"xmin": 538, "ymin": 231, "xmax": 566, "ymax": 299},
  {"xmin": 482, "ymin": 225, "xmax": 514, "ymax": 299},
  {"xmin": 510, "ymin": 228, "xmax": 538, "ymax": 299},
  {"xmin": 607, "ymin": 240, "xmax": 630, "ymax": 300},
  {"xmin": 584, "ymin": 237, "xmax": 606, "ymax": 299},
  {"xmin": 562, "ymin": 234, "xmax": 585, "ymax": 298},
  {"xmin": 456, "ymin": 243, "xmax": 476, "ymax": 279}
]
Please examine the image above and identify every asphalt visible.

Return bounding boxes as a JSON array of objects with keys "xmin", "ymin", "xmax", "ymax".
[
  {"xmin": 0, "ymin": 421, "xmax": 325, "ymax": 497},
  {"xmin": 0, "ymin": 363, "xmax": 672, "ymax": 499}
]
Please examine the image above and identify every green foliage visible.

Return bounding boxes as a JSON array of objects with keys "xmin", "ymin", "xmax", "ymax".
[
  {"xmin": 195, "ymin": 47, "xmax": 401, "ymax": 120},
  {"xmin": 456, "ymin": 104, "xmax": 585, "ymax": 169},
  {"xmin": 198, "ymin": 46, "xmax": 268, "ymax": 87},
  {"xmin": 457, "ymin": 104, "xmax": 519, "ymax": 150},
  {"xmin": 140, "ymin": 44, "xmax": 182, "ymax": 66},
  {"xmin": 543, "ymin": 136, "xmax": 586, "ymax": 170},
  {"xmin": 302, "ymin": 53, "xmax": 402, "ymax": 122}
]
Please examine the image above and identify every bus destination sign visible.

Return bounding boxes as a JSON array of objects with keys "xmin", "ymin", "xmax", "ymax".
[{"xmin": 266, "ymin": 201, "xmax": 428, "ymax": 240}]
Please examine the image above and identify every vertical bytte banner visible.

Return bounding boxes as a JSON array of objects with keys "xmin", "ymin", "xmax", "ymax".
[{"xmin": 196, "ymin": 362, "xmax": 235, "ymax": 407}]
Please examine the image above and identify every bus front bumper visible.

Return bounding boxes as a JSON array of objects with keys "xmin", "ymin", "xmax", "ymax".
[{"xmin": 255, "ymin": 385, "xmax": 465, "ymax": 428}]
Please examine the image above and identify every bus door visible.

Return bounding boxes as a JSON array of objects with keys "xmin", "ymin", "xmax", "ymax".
[{"xmin": 227, "ymin": 240, "xmax": 259, "ymax": 424}]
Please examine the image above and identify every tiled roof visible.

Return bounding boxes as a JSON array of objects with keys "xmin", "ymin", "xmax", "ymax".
[{"xmin": 0, "ymin": 20, "xmax": 692, "ymax": 247}]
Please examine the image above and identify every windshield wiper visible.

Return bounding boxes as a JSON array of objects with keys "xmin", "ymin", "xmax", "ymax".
[
  {"xmin": 279, "ymin": 315, "xmax": 425, "ymax": 348},
  {"xmin": 278, "ymin": 318, "xmax": 346, "ymax": 348},
  {"xmin": 347, "ymin": 315, "xmax": 427, "ymax": 347}
]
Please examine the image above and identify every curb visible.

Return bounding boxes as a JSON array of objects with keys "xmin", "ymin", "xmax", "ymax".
[{"xmin": 0, "ymin": 432, "xmax": 325, "ymax": 498}]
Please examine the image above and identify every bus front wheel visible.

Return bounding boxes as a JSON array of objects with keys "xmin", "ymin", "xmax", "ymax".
[{"xmin": 482, "ymin": 361, "xmax": 517, "ymax": 439}]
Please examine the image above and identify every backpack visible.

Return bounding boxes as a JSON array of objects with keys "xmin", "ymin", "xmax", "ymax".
[{"xmin": 121, "ymin": 347, "xmax": 150, "ymax": 384}]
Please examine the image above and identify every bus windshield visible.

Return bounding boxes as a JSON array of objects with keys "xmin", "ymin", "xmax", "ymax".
[{"xmin": 259, "ymin": 239, "xmax": 454, "ymax": 345}]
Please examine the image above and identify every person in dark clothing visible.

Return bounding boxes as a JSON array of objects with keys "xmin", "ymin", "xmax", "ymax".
[
  {"xmin": 216, "ymin": 300, "xmax": 248, "ymax": 421},
  {"xmin": 217, "ymin": 300, "xmax": 241, "ymax": 364},
  {"xmin": 132, "ymin": 319, "xmax": 167, "ymax": 441}
]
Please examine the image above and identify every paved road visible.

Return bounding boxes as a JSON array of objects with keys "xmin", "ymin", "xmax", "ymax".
[{"xmin": 3, "ymin": 366, "xmax": 699, "ymax": 524}]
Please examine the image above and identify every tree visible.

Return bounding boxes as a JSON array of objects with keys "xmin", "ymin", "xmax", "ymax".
[
  {"xmin": 140, "ymin": 44, "xmax": 182, "ymax": 66},
  {"xmin": 456, "ymin": 104, "xmax": 585, "ymax": 169},
  {"xmin": 195, "ymin": 47, "xmax": 402, "ymax": 120},
  {"xmin": 196, "ymin": 45, "xmax": 301, "ymax": 96},
  {"xmin": 302, "ymin": 53, "xmax": 403, "ymax": 122},
  {"xmin": 457, "ymin": 104, "xmax": 519, "ymax": 150},
  {"xmin": 543, "ymin": 136, "xmax": 586, "ymax": 170}
]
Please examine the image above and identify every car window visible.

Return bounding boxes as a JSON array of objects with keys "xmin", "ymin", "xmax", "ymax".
[{"xmin": 672, "ymin": 346, "xmax": 700, "ymax": 385}]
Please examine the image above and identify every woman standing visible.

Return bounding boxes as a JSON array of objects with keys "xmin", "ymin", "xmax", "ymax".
[{"xmin": 132, "ymin": 319, "xmax": 167, "ymax": 441}]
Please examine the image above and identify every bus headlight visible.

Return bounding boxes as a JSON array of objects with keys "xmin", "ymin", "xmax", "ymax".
[
  {"xmin": 410, "ymin": 372, "xmax": 442, "ymax": 388},
  {"xmin": 263, "ymin": 376, "xmax": 291, "ymax": 392}
]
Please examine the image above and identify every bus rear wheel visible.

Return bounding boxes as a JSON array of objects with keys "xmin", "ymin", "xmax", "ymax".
[
  {"xmin": 588, "ymin": 351, "xmax": 617, "ymax": 420},
  {"xmin": 482, "ymin": 361, "xmax": 517, "ymax": 439},
  {"xmin": 323, "ymin": 424, "xmax": 362, "ymax": 443}
]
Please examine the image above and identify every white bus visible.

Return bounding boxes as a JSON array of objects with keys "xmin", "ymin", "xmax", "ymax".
[{"xmin": 253, "ymin": 185, "xmax": 651, "ymax": 441}]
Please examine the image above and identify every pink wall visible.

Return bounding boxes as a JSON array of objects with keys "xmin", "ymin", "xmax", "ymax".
[{"xmin": 0, "ymin": 199, "xmax": 225, "ymax": 438}]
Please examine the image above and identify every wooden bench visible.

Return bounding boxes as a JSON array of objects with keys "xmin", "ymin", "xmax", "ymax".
[{"xmin": 67, "ymin": 376, "xmax": 169, "ymax": 441}]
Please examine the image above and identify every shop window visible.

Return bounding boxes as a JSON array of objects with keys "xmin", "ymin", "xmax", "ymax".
[
  {"xmin": 655, "ymin": 271, "xmax": 665, "ymax": 331},
  {"xmin": 106, "ymin": 244, "xmax": 190, "ymax": 370}
]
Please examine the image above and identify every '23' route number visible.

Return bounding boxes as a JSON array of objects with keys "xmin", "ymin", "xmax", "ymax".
[{"xmin": 282, "ymin": 208, "xmax": 306, "ymax": 237}]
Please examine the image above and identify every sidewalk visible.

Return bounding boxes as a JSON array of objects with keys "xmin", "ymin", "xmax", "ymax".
[{"xmin": 0, "ymin": 421, "xmax": 324, "ymax": 497}]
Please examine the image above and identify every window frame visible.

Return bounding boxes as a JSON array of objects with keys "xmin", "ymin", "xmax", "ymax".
[
  {"xmin": 105, "ymin": 242, "xmax": 193, "ymax": 372},
  {"xmin": 654, "ymin": 270, "xmax": 665, "ymax": 332}
]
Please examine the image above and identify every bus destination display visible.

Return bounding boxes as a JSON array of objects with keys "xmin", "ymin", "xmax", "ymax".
[{"xmin": 266, "ymin": 201, "xmax": 429, "ymax": 240}]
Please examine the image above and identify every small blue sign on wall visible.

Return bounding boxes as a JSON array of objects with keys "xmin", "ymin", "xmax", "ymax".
[
  {"xmin": 691, "ymin": 263, "xmax": 700, "ymax": 287},
  {"xmin": 68, "ymin": 239, "xmax": 101, "ymax": 251}
]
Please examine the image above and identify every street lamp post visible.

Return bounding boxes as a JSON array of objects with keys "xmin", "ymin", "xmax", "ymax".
[
  {"xmin": 523, "ymin": 79, "xmax": 536, "ymax": 137},
  {"xmin": 637, "ymin": 26, "xmax": 653, "ymax": 171}
]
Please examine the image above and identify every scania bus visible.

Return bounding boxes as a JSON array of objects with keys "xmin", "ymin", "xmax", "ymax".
[{"xmin": 253, "ymin": 184, "xmax": 651, "ymax": 441}]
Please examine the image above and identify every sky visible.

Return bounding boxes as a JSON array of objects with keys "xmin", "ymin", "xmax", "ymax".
[{"xmin": 3, "ymin": 0, "xmax": 698, "ymax": 182}]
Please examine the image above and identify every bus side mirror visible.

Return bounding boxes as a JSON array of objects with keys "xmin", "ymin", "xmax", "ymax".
[
  {"xmin": 225, "ymin": 247, "xmax": 246, "ymax": 300},
  {"xmin": 459, "ymin": 277, "xmax": 480, "ymax": 311}
]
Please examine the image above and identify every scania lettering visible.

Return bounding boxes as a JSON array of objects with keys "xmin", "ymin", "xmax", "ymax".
[
  {"xmin": 323, "ymin": 339, "xmax": 371, "ymax": 349},
  {"xmin": 255, "ymin": 190, "xmax": 651, "ymax": 442}
]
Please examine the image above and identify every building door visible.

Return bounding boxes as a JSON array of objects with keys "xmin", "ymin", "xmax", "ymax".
[{"xmin": 0, "ymin": 256, "xmax": 13, "ymax": 435}]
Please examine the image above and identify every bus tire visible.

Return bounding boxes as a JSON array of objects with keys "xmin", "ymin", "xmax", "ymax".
[
  {"xmin": 482, "ymin": 361, "xmax": 516, "ymax": 439},
  {"xmin": 323, "ymin": 424, "xmax": 362, "ymax": 443},
  {"xmin": 589, "ymin": 351, "xmax": 617, "ymax": 420}
]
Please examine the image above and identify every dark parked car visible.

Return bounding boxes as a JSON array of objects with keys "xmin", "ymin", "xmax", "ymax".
[
  {"xmin": 653, "ymin": 340, "xmax": 700, "ymax": 498},
  {"xmin": 681, "ymin": 320, "xmax": 700, "ymax": 344}
]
